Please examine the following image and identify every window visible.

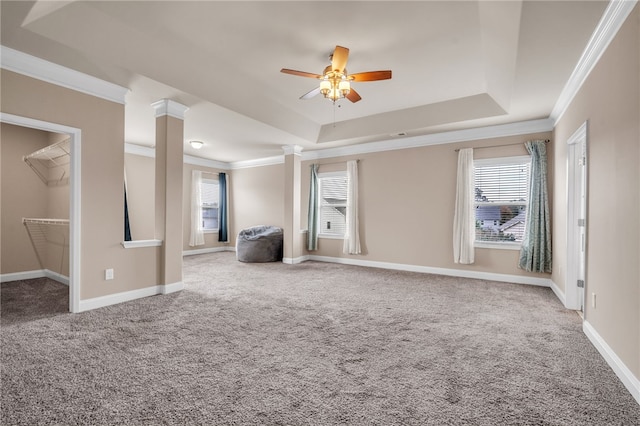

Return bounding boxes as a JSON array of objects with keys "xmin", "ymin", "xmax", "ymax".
[
  {"xmin": 318, "ymin": 172, "xmax": 347, "ymax": 238},
  {"xmin": 474, "ymin": 156, "xmax": 530, "ymax": 246},
  {"xmin": 201, "ymin": 177, "xmax": 219, "ymax": 231}
]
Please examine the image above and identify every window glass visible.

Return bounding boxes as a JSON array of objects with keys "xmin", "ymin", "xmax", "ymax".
[
  {"xmin": 201, "ymin": 178, "xmax": 219, "ymax": 231},
  {"xmin": 318, "ymin": 173, "xmax": 347, "ymax": 237},
  {"xmin": 475, "ymin": 156, "xmax": 530, "ymax": 244}
]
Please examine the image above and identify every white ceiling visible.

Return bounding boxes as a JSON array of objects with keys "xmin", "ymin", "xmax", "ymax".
[{"xmin": 1, "ymin": 1, "xmax": 608, "ymax": 162}]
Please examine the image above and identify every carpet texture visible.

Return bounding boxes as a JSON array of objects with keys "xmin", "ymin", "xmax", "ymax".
[{"xmin": 2, "ymin": 252, "xmax": 639, "ymax": 425}]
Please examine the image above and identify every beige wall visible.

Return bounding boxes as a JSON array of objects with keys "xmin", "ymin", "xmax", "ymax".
[
  {"xmin": 1, "ymin": 124, "xmax": 52, "ymax": 274},
  {"xmin": 1, "ymin": 70, "xmax": 159, "ymax": 299},
  {"xmin": 552, "ymin": 6, "xmax": 639, "ymax": 378},
  {"xmin": 231, "ymin": 164, "xmax": 284, "ymax": 241},
  {"xmin": 125, "ymin": 153, "xmax": 155, "ymax": 240},
  {"xmin": 301, "ymin": 132, "xmax": 552, "ymax": 279}
]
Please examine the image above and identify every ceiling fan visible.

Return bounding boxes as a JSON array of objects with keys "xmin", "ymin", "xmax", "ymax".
[{"xmin": 281, "ymin": 45, "xmax": 392, "ymax": 103}]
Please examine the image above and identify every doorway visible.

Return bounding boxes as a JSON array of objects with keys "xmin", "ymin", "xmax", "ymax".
[
  {"xmin": 566, "ymin": 121, "xmax": 588, "ymax": 313},
  {"xmin": 0, "ymin": 113, "xmax": 81, "ymax": 313}
]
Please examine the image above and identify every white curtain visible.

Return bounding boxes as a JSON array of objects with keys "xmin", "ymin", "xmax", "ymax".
[
  {"xmin": 343, "ymin": 160, "xmax": 361, "ymax": 255},
  {"xmin": 453, "ymin": 148, "xmax": 475, "ymax": 264},
  {"xmin": 189, "ymin": 170, "xmax": 205, "ymax": 247}
]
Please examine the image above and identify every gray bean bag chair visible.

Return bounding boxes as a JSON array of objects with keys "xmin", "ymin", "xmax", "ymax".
[{"xmin": 236, "ymin": 225, "xmax": 284, "ymax": 263}]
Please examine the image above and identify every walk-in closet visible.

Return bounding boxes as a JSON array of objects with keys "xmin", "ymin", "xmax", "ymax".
[{"xmin": 1, "ymin": 123, "xmax": 71, "ymax": 306}]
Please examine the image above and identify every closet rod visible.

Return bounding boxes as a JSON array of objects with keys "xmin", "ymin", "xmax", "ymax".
[{"xmin": 454, "ymin": 139, "xmax": 550, "ymax": 152}]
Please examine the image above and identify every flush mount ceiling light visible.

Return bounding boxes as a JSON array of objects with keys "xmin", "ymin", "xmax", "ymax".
[
  {"xmin": 281, "ymin": 45, "xmax": 392, "ymax": 103},
  {"xmin": 189, "ymin": 140, "xmax": 204, "ymax": 149}
]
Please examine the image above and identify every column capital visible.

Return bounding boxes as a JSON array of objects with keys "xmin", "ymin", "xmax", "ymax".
[
  {"xmin": 282, "ymin": 145, "xmax": 304, "ymax": 156},
  {"xmin": 151, "ymin": 99, "xmax": 189, "ymax": 120}
]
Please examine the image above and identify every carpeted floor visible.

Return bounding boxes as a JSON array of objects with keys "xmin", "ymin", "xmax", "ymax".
[{"xmin": 1, "ymin": 252, "xmax": 639, "ymax": 425}]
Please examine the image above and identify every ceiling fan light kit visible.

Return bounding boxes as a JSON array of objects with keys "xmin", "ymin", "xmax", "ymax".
[{"xmin": 281, "ymin": 45, "xmax": 392, "ymax": 104}]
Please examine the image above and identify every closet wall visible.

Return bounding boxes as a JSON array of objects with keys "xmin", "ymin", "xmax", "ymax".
[{"xmin": 1, "ymin": 123, "xmax": 69, "ymax": 277}]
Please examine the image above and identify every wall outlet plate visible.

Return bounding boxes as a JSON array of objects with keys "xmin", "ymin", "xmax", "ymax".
[{"xmin": 105, "ymin": 268, "xmax": 114, "ymax": 280}]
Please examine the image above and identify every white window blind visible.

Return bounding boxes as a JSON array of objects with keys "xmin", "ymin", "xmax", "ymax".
[
  {"xmin": 474, "ymin": 156, "xmax": 530, "ymax": 244},
  {"xmin": 201, "ymin": 178, "xmax": 219, "ymax": 231},
  {"xmin": 318, "ymin": 173, "xmax": 347, "ymax": 237}
]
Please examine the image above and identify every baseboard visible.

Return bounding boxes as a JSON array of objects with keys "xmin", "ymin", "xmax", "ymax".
[
  {"xmin": 78, "ymin": 283, "xmax": 182, "ymax": 312},
  {"xmin": 183, "ymin": 246, "xmax": 235, "ymax": 256},
  {"xmin": 283, "ymin": 255, "xmax": 310, "ymax": 265},
  {"xmin": 548, "ymin": 279, "xmax": 566, "ymax": 306},
  {"xmin": 160, "ymin": 281, "xmax": 183, "ymax": 295},
  {"xmin": 583, "ymin": 321, "xmax": 640, "ymax": 405},
  {"xmin": 306, "ymin": 255, "xmax": 552, "ymax": 287},
  {"xmin": 1, "ymin": 269, "xmax": 69, "ymax": 286}
]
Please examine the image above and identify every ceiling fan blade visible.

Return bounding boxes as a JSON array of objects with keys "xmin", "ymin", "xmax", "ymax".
[
  {"xmin": 346, "ymin": 88, "xmax": 362, "ymax": 103},
  {"xmin": 281, "ymin": 68, "xmax": 322, "ymax": 79},
  {"xmin": 300, "ymin": 87, "xmax": 321, "ymax": 100},
  {"xmin": 349, "ymin": 70, "xmax": 392, "ymax": 82},
  {"xmin": 331, "ymin": 46, "xmax": 349, "ymax": 72}
]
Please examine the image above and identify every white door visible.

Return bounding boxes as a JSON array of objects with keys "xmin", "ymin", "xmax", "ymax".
[{"xmin": 566, "ymin": 122, "xmax": 587, "ymax": 312}]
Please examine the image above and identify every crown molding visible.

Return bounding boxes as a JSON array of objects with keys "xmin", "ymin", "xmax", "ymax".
[
  {"xmin": 230, "ymin": 155, "xmax": 285, "ymax": 170},
  {"xmin": 151, "ymin": 99, "xmax": 189, "ymax": 120},
  {"xmin": 124, "ymin": 143, "xmax": 155, "ymax": 158},
  {"xmin": 282, "ymin": 145, "xmax": 304, "ymax": 156},
  {"xmin": 550, "ymin": 0, "xmax": 637, "ymax": 124},
  {"xmin": 0, "ymin": 45, "xmax": 128, "ymax": 104},
  {"xmin": 301, "ymin": 118, "xmax": 554, "ymax": 161},
  {"xmin": 183, "ymin": 154, "xmax": 230, "ymax": 170},
  {"xmin": 125, "ymin": 143, "xmax": 231, "ymax": 170}
]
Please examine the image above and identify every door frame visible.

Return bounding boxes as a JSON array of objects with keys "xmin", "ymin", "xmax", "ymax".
[
  {"xmin": 1, "ymin": 113, "xmax": 81, "ymax": 313},
  {"xmin": 565, "ymin": 121, "xmax": 588, "ymax": 311}
]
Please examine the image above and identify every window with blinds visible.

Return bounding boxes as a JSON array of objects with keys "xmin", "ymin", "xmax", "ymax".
[
  {"xmin": 201, "ymin": 177, "xmax": 219, "ymax": 231},
  {"xmin": 318, "ymin": 172, "xmax": 348, "ymax": 238},
  {"xmin": 474, "ymin": 156, "xmax": 530, "ymax": 244}
]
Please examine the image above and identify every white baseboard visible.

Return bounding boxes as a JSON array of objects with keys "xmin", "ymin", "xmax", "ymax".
[
  {"xmin": 183, "ymin": 246, "xmax": 235, "ymax": 256},
  {"xmin": 283, "ymin": 255, "xmax": 310, "ymax": 265},
  {"xmin": 1, "ymin": 269, "xmax": 69, "ymax": 286},
  {"xmin": 548, "ymin": 279, "xmax": 566, "ymax": 307},
  {"xmin": 78, "ymin": 282, "xmax": 183, "ymax": 312},
  {"xmin": 583, "ymin": 321, "xmax": 640, "ymax": 405},
  {"xmin": 160, "ymin": 281, "xmax": 183, "ymax": 295},
  {"xmin": 306, "ymin": 255, "xmax": 553, "ymax": 287}
]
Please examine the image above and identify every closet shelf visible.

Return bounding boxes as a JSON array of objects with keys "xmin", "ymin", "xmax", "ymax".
[
  {"xmin": 22, "ymin": 218, "xmax": 69, "ymax": 274},
  {"xmin": 22, "ymin": 218, "xmax": 70, "ymax": 226},
  {"xmin": 23, "ymin": 138, "xmax": 71, "ymax": 186}
]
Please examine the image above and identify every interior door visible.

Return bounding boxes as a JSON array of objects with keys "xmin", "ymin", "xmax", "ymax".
[{"xmin": 566, "ymin": 122, "xmax": 587, "ymax": 313}]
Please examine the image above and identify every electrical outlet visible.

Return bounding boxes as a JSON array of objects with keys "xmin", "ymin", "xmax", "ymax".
[
  {"xmin": 591, "ymin": 292, "xmax": 596, "ymax": 309},
  {"xmin": 105, "ymin": 268, "xmax": 114, "ymax": 280}
]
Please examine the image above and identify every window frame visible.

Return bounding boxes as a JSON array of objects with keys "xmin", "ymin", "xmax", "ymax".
[
  {"xmin": 317, "ymin": 171, "xmax": 348, "ymax": 240},
  {"xmin": 474, "ymin": 155, "xmax": 530, "ymax": 250},
  {"xmin": 200, "ymin": 176, "xmax": 219, "ymax": 233}
]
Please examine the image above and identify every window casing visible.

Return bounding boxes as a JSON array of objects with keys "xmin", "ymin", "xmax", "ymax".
[
  {"xmin": 474, "ymin": 156, "xmax": 530, "ymax": 248},
  {"xmin": 201, "ymin": 177, "xmax": 219, "ymax": 232},
  {"xmin": 317, "ymin": 172, "xmax": 347, "ymax": 239}
]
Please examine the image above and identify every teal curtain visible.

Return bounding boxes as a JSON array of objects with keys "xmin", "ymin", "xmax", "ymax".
[
  {"xmin": 307, "ymin": 164, "xmax": 319, "ymax": 251},
  {"xmin": 218, "ymin": 172, "xmax": 228, "ymax": 242},
  {"xmin": 519, "ymin": 140, "xmax": 552, "ymax": 273}
]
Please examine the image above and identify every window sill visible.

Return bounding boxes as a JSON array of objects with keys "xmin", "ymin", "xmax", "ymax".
[
  {"xmin": 318, "ymin": 233, "xmax": 344, "ymax": 240},
  {"xmin": 475, "ymin": 241, "xmax": 522, "ymax": 251},
  {"xmin": 122, "ymin": 239, "xmax": 163, "ymax": 249},
  {"xmin": 204, "ymin": 229, "xmax": 219, "ymax": 234}
]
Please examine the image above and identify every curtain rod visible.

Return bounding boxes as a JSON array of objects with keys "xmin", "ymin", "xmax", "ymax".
[{"xmin": 454, "ymin": 139, "xmax": 550, "ymax": 152}]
